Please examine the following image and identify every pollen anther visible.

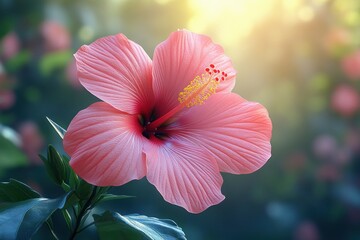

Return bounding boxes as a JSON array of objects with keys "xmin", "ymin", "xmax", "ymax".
[{"xmin": 178, "ymin": 64, "xmax": 227, "ymax": 107}]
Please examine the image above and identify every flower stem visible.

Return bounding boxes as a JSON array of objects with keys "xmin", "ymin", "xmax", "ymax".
[{"xmin": 68, "ymin": 186, "xmax": 98, "ymax": 240}]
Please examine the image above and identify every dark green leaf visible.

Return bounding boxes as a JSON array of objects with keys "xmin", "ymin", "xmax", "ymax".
[
  {"xmin": 61, "ymin": 154, "xmax": 79, "ymax": 190},
  {"xmin": 76, "ymin": 180, "xmax": 93, "ymax": 200},
  {"xmin": 46, "ymin": 117, "xmax": 66, "ymax": 140},
  {"xmin": 0, "ymin": 194, "xmax": 68, "ymax": 240},
  {"xmin": 41, "ymin": 145, "xmax": 67, "ymax": 186},
  {"xmin": 61, "ymin": 182, "xmax": 71, "ymax": 192},
  {"xmin": 0, "ymin": 179, "xmax": 41, "ymax": 202},
  {"xmin": 39, "ymin": 154, "xmax": 58, "ymax": 185},
  {"xmin": 96, "ymin": 187, "xmax": 111, "ymax": 196},
  {"xmin": 68, "ymin": 165, "xmax": 79, "ymax": 190},
  {"xmin": 63, "ymin": 191, "xmax": 79, "ymax": 209},
  {"xmin": 94, "ymin": 211, "xmax": 186, "ymax": 240},
  {"xmin": 62, "ymin": 209, "xmax": 72, "ymax": 230},
  {"xmin": 48, "ymin": 145, "xmax": 67, "ymax": 184},
  {"xmin": 97, "ymin": 194, "xmax": 133, "ymax": 204},
  {"xmin": 94, "ymin": 211, "xmax": 143, "ymax": 240}
]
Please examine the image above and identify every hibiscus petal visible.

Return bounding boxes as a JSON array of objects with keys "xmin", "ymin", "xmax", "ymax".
[
  {"xmin": 74, "ymin": 34, "xmax": 154, "ymax": 114},
  {"xmin": 63, "ymin": 102, "xmax": 146, "ymax": 186},
  {"xmin": 169, "ymin": 93, "xmax": 272, "ymax": 174},
  {"xmin": 152, "ymin": 29, "xmax": 236, "ymax": 116},
  {"xmin": 144, "ymin": 140, "xmax": 225, "ymax": 214}
]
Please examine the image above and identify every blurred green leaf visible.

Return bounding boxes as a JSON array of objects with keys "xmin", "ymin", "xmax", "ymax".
[
  {"xmin": 39, "ymin": 51, "xmax": 72, "ymax": 76},
  {"xmin": 94, "ymin": 211, "xmax": 186, "ymax": 240},
  {"xmin": 0, "ymin": 179, "xmax": 41, "ymax": 202},
  {"xmin": 0, "ymin": 135, "xmax": 27, "ymax": 176},
  {"xmin": 0, "ymin": 194, "xmax": 69, "ymax": 240},
  {"xmin": 46, "ymin": 117, "xmax": 66, "ymax": 139},
  {"xmin": 24, "ymin": 86, "xmax": 41, "ymax": 103},
  {"xmin": 5, "ymin": 51, "xmax": 31, "ymax": 72},
  {"xmin": 40, "ymin": 145, "xmax": 67, "ymax": 186}
]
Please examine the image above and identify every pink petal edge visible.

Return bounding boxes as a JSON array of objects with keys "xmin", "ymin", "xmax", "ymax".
[
  {"xmin": 144, "ymin": 140, "xmax": 225, "ymax": 214},
  {"xmin": 152, "ymin": 29, "xmax": 236, "ymax": 116},
  {"xmin": 74, "ymin": 34, "xmax": 154, "ymax": 115},
  {"xmin": 168, "ymin": 93, "xmax": 272, "ymax": 174},
  {"xmin": 63, "ymin": 102, "xmax": 146, "ymax": 186}
]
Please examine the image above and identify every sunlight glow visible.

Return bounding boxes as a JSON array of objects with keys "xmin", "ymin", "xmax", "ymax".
[{"xmin": 187, "ymin": 0, "xmax": 275, "ymax": 47}]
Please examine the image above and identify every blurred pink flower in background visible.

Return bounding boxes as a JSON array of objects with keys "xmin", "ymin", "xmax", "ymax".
[
  {"xmin": 41, "ymin": 21, "xmax": 70, "ymax": 52},
  {"xmin": 1, "ymin": 32, "xmax": 20, "ymax": 60},
  {"xmin": 293, "ymin": 221, "xmax": 320, "ymax": 240},
  {"xmin": 312, "ymin": 134, "xmax": 337, "ymax": 159},
  {"xmin": 331, "ymin": 84, "xmax": 360, "ymax": 117},
  {"xmin": 0, "ymin": 66, "xmax": 16, "ymax": 110},
  {"xmin": 18, "ymin": 121, "xmax": 44, "ymax": 165},
  {"xmin": 63, "ymin": 30, "xmax": 272, "ymax": 213},
  {"xmin": 342, "ymin": 50, "xmax": 360, "ymax": 80},
  {"xmin": 316, "ymin": 164, "xmax": 341, "ymax": 182},
  {"xmin": 0, "ymin": 90, "xmax": 15, "ymax": 110}
]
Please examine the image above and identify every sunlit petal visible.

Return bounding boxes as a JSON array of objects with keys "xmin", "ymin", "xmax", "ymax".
[
  {"xmin": 169, "ymin": 93, "xmax": 272, "ymax": 174},
  {"xmin": 152, "ymin": 29, "xmax": 236, "ymax": 116},
  {"xmin": 75, "ymin": 34, "xmax": 154, "ymax": 114}
]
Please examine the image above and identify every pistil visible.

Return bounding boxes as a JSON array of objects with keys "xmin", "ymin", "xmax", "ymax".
[{"xmin": 146, "ymin": 64, "xmax": 227, "ymax": 131}]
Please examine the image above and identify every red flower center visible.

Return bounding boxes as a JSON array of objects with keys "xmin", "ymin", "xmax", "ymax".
[{"xmin": 140, "ymin": 64, "xmax": 227, "ymax": 140}]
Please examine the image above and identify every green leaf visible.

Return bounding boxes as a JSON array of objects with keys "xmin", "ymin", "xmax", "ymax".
[
  {"xmin": 46, "ymin": 117, "xmax": 66, "ymax": 139},
  {"xmin": 39, "ymin": 154, "xmax": 57, "ymax": 184},
  {"xmin": 61, "ymin": 182, "xmax": 71, "ymax": 192},
  {"xmin": 62, "ymin": 209, "xmax": 72, "ymax": 230},
  {"xmin": 62, "ymin": 155, "xmax": 79, "ymax": 190},
  {"xmin": 96, "ymin": 194, "xmax": 133, "ymax": 204},
  {"xmin": 0, "ymin": 179, "xmax": 41, "ymax": 202},
  {"xmin": 0, "ymin": 194, "xmax": 69, "ymax": 240},
  {"xmin": 96, "ymin": 187, "xmax": 111, "ymax": 196},
  {"xmin": 93, "ymin": 211, "xmax": 186, "ymax": 240},
  {"xmin": 48, "ymin": 145, "xmax": 67, "ymax": 182},
  {"xmin": 68, "ymin": 169, "xmax": 79, "ymax": 190},
  {"xmin": 63, "ymin": 191, "xmax": 79, "ymax": 209},
  {"xmin": 76, "ymin": 180, "xmax": 93, "ymax": 200},
  {"xmin": 41, "ymin": 145, "xmax": 67, "ymax": 186}
]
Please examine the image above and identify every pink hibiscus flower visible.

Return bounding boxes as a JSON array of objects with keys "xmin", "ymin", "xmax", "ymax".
[{"xmin": 63, "ymin": 30, "xmax": 272, "ymax": 213}]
